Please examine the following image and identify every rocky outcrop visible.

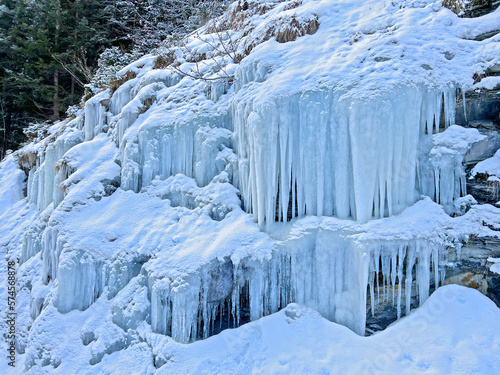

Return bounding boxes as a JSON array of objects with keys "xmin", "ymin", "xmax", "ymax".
[
  {"xmin": 444, "ymin": 0, "xmax": 500, "ymax": 18},
  {"xmin": 446, "ymin": 237, "xmax": 500, "ymax": 307},
  {"xmin": 463, "ymin": 122, "xmax": 500, "ymax": 203},
  {"xmin": 461, "ymin": 0, "xmax": 500, "ymax": 18}
]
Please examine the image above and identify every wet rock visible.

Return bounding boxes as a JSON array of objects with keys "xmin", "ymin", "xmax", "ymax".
[
  {"xmin": 455, "ymin": 89, "xmax": 500, "ymax": 125},
  {"xmin": 461, "ymin": 0, "xmax": 500, "ymax": 18}
]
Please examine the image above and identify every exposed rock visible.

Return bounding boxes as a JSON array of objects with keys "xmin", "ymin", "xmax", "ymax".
[
  {"xmin": 446, "ymin": 237, "xmax": 500, "ymax": 307},
  {"xmin": 455, "ymin": 89, "xmax": 500, "ymax": 125},
  {"xmin": 463, "ymin": 122, "xmax": 500, "ymax": 166},
  {"xmin": 366, "ymin": 237, "xmax": 500, "ymax": 335},
  {"xmin": 444, "ymin": 0, "xmax": 500, "ymax": 18}
]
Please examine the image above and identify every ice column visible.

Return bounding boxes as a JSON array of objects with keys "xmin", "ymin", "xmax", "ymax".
[{"xmin": 84, "ymin": 90, "xmax": 110, "ymax": 141}]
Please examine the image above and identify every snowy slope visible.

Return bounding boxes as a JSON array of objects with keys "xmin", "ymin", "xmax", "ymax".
[
  {"xmin": 3, "ymin": 285, "xmax": 500, "ymax": 374},
  {"xmin": 1, "ymin": 0, "xmax": 500, "ymax": 373}
]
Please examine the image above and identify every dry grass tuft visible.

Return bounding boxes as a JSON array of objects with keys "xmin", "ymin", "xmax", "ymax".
[
  {"xmin": 154, "ymin": 51, "xmax": 176, "ymax": 69},
  {"xmin": 109, "ymin": 70, "xmax": 137, "ymax": 94},
  {"xmin": 274, "ymin": 15, "xmax": 319, "ymax": 43},
  {"xmin": 139, "ymin": 97, "xmax": 154, "ymax": 115},
  {"xmin": 17, "ymin": 151, "xmax": 37, "ymax": 172}
]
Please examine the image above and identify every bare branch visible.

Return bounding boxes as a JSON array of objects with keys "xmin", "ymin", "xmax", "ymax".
[{"xmin": 48, "ymin": 51, "xmax": 86, "ymax": 88}]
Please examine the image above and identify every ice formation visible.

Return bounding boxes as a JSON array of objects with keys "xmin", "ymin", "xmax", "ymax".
[
  {"xmin": 148, "ymin": 222, "xmax": 447, "ymax": 342},
  {"xmin": 234, "ymin": 86, "xmax": 460, "ymax": 227},
  {"xmin": 417, "ymin": 125, "xmax": 486, "ymax": 212},
  {"xmin": 2, "ymin": 1, "xmax": 500, "ymax": 372}
]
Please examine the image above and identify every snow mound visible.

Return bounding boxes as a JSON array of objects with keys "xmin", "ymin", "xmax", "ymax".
[
  {"xmin": 472, "ymin": 149, "xmax": 500, "ymax": 180},
  {"xmin": 148, "ymin": 285, "xmax": 500, "ymax": 375}
]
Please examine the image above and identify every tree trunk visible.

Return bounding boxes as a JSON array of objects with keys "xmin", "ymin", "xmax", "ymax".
[
  {"xmin": 1, "ymin": 99, "xmax": 12, "ymax": 160},
  {"xmin": 53, "ymin": 68, "xmax": 61, "ymax": 121}
]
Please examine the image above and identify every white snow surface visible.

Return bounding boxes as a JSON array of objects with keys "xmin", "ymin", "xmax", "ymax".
[
  {"xmin": 1, "ymin": 0, "xmax": 500, "ymax": 373},
  {"xmin": 2, "ymin": 285, "xmax": 500, "ymax": 374},
  {"xmin": 472, "ymin": 149, "xmax": 500, "ymax": 179},
  {"xmin": 488, "ymin": 257, "xmax": 500, "ymax": 274}
]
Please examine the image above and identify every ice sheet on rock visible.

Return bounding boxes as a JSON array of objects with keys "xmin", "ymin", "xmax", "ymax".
[
  {"xmin": 25, "ymin": 121, "xmax": 84, "ymax": 211},
  {"xmin": 130, "ymin": 69, "xmax": 181, "ymax": 99},
  {"xmin": 0, "ymin": 155, "xmax": 26, "ymax": 205},
  {"xmin": 116, "ymin": 82, "xmax": 165, "ymax": 147},
  {"xmin": 417, "ymin": 125, "xmax": 485, "ymax": 213},
  {"xmin": 112, "ymin": 275, "xmax": 150, "ymax": 331},
  {"xmin": 119, "ymin": 81, "xmax": 232, "ymax": 192},
  {"xmin": 109, "ymin": 56, "xmax": 158, "ymax": 117},
  {"xmin": 0, "ymin": 154, "xmax": 40, "ymax": 264},
  {"xmin": 53, "ymin": 134, "xmax": 121, "ymax": 209}
]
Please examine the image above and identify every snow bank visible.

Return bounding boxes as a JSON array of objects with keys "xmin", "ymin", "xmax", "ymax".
[
  {"xmin": 472, "ymin": 149, "xmax": 500, "ymax": 179},
  {"xmin": 149, "ymin": 285, "xmax": 500, "ymax": 375}
]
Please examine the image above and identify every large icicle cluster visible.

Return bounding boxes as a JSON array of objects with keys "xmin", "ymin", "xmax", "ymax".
[
  {"xmin": 147, "ymin": 227, "xmax": 448, "ymax": 343},
  {"xmin": 234, "ymin": 86, "xmax": 458, "ymax": 227},
  {"xmin": 25, "ymin": 118, "xmax": 84, "ymax": 211}
]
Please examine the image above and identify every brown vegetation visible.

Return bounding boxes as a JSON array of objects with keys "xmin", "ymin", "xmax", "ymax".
[{"xmin": 109, "ymin": 71, "xmax": 138, "ymax": 94}]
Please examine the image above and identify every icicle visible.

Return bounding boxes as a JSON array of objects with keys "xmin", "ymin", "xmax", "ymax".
[
  {"xmin": 405, "ymin": 245, "xmax": 416, "ymax": 316},
  {"xmin": 381, "ymin": 255, "xmax": 390, "ymax": 302},
  {"xmin": 391, "ymin": 249, "xmax": 397, "ymax": 307},
  {"xmin": 396, "ymin": 246, "xmax": 405, "ymax": 319},
  {"xmin": 462, "ymin": 86, "xmax": 467, "ymax": 124}
]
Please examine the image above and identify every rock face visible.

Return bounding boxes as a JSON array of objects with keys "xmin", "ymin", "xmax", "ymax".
[
  {"xmin": 464, "ymin": 122, "xmax": 500, "ymax": 204},
  {"xmin": 462, "ymin": 0, "xmax": 500, "ymax": 18},
  {"xmin": 444, "ymin": 0, "xmax": 500, "ymax": 18},
  {"xmin": 452, "ymin": 86, "xmax": 500, "ymax": 308},
  {"xmin": 455, "ymin": 89, "xmax": 500, "ymax": 125},
  {"xmin": 446, "ymin": 237, "xmax": 500, "ymax": 307}
]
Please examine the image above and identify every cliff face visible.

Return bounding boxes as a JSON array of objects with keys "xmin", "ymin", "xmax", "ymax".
[{"xmin": 1, "ymin": 1, "xmax": 500, "ymax": 374}]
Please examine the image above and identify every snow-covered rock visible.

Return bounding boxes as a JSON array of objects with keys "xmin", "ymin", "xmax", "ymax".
[{"xmin": 1, "ymin": 0, "xmax": 500, "ymax": 373}]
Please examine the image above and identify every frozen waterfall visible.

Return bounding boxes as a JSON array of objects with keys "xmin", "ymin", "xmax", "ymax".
[
  {"xmin": 234, "ymin": 86, "xmax": 457, "ymax": 227},
  {"xmin": 147, "ymin": 230, "xmax": 445, "ymax": 343}
]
